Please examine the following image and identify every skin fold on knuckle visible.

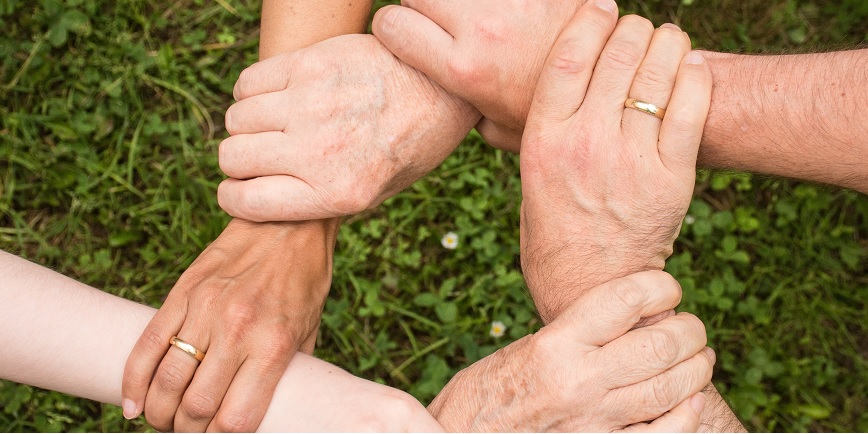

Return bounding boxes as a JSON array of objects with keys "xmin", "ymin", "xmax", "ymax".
[
  {"xmin": 610, "ymin": 276, "xmax": 647, "ymax": 313},
  {"xmin": 214, "ymin": 410, "xmax": 256, "ymax": 432},
  {"xmin": 155, "ymin": 361, "xmax": 189, "ymax": 393},
  {"xmin": 645, "ymin": 327, "xmax": 680, "ymax": 368},
  {"xmin": 547, "ymin": 38, "xmax": 593, "ymax": 77},
  {"xmin": 633, "ymin": 64, "xmax": 676, "ymax": 95},
  {"xmin": 601, "ymin": 39, "xmax": 644, "ymax": 71},
  {"xmin": 141, "ymin": 327, "xmax": 169, "ymax": 354},
  {"xmin": 180, "ymin": 392, "xmax": 220, "ymax": 422},
  {"xmin": 648, "ymin": 374, "xmax": 680, "ymax": 412}
]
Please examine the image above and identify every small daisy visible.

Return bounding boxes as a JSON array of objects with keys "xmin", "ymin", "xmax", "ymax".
[
  {"xmin": 684, "ymin": 215, "xmax": 696, "ymax": 225},
  {"xmin": 441, "ymin": 232, "xmax": 459, "ymax": 250},
  {"xmin": 489, "ymin": 321, "xmax": 507, "ymax": 338}
]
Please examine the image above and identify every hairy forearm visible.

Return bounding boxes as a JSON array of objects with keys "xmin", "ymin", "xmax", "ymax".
[
  {"xmin": 699, "ymin": 49, "xmax": 868, "ymax": 192},
  {"xmin": 699, "ymin": 383, "xmax": 747, "ymax": 432}
]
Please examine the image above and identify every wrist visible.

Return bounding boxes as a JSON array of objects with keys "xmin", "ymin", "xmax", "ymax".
[{"xmin": 216, "ymin": 218, "xmax": 340, "ymax": 294}]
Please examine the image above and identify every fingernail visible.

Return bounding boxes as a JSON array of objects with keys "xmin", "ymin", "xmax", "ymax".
[
  {"xmin": 660, "ymin": 23, "xmax": 682, "ymax": 31},
  {"xmin": 685, "ymin": 51, "xmax": 705, "ymax": 65},
  {"xmin": 703, "ymin": 347, "xmax": 717, "ymax": 365},
  {"xmin": 690, "ymin": 392, "xmax": 707, "ymax": 414},
  {"xmin": 122, "ymin": 398, "xmax": 138, "ymax": 420},
  {"xmin": 594, "ymin": 0, "xmax": 618, "ymax": 14}
]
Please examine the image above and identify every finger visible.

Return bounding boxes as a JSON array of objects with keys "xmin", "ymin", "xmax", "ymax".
[
  {"xmin": 632, "ymin": 308, "xmax": 676, "ymax": 329},
  {"xmin": 526, "ymin": 0, "xmax": 619, "ymax": 126},
  {"xmin": 372, "ymin": 5, "xmax": 455, "ymax": 88},
  {"xmin": 217, "ymin": 176, "xmax": 339, "ymax": 222},
  {"xmin": 206, "ymin": 358, "xmax": 286, "ymax": 433},
  {"xmin": 399, "ymin": 0, "xmax": 462, "ymax": 33},
  {"xmin": 608, "ymin": 347, "xmax": 716, "ymax": 423},
  {"xmin": 582, "ymin": 15, "xmax": 655, "ymax": 116},
  {"xmin": 618, "ymin": 393, "xmax": 705, "ymax": 433},
  {"xmin": 544, "ymin": 270, "xmax": 682, "ymax": 348},
  {"xmin": 218, "ymin": 132, "xmax": 304, "ymax": 179},
  {"xmin": 475, "ymin": 118, "xmax": 522, "ymax": 153},
  {"xmin": 657, "ymin": 51, "xmax": 712, "ymax": 175},
  {"xmin": 224, "ymin": 91, "xmax": 293, "ymax": 136},
  {"xmin": 143, "ymin": 324, "xmax": 211, "ymax": 432},
  {"xmin": 621, "ymin": 24, "xmax": 691, "ymax": 141},
  {"xmin": 597, "ymin": 312, "xmax": 707, "ymax": 388},
  {"xmin": 232, "ymin": 52, "xmax": 304, "ymax": 101},
  {"xmin": 122, "ymin": 297, "xmax": 187, "ymax": 420},
  {"xmin": 173, "ymin": 342, "xmax": 243, "ymax": 432}
]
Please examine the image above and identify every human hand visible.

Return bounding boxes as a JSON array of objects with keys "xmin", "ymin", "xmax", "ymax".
[
  {"xmin": 372, "ymin": 0, "xmax": 587, "ymax": 152},
  {"xmin": 518, "ymin": 2, "xmax": 712, "ymax": 321},
  {"xmin": 217, "ymin": 34, "xmax": 479, "ymax": 222},
  {"xmin": 122, "ymin": 219, "xmax": 338, "ymax": 432},
  {"xmin": 428, "ymin": 271, "xmax": 714, "ymax": 432}
]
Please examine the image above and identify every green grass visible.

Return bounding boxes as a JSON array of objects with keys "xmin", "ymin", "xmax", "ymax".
[{"xmin": 1, "ymin": 0, "xmax": 866, "ymax": 431}]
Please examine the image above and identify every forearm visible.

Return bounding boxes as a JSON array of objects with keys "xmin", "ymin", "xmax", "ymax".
[
  {"xmin": 0, "ymin": 251, "xmax": 440, "ymax": 432},
  {"xmin": 260, "ymin": 0, "xmax": 372, "ymax": 59},
  {"xmin": 229, "ymin": 0, "xmax": 374, "ymax": 348},
  {"xmin": 699, "ymin": 383, "xmax": 747, "ymax": 433},
  {"xmin": 699, "ymin": 49, "xmax": 868, "ymax": 192}
]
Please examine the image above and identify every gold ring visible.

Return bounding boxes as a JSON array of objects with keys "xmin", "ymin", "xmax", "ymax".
[
  {"xmin": 169, "ymin": 336, "xmax": 206, "ymax": 362},
  {"xmin": 625, "ymin": 98, "xmax": 666, "ymax": 119}
]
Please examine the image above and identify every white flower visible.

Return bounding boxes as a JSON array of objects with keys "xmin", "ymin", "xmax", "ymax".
[
  {"xmin": 489, "ymin": 321, "xmax": 507, "ymax": 338},
  {"xmin": 684, "ymin": 215, "xmax": 696, "ymax": 225},
  {"xmin": 441, "ymin": 232, "xmax": 459, "ymax": 250}
]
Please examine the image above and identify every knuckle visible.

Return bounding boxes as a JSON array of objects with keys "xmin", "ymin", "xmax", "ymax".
[
  {"xmin": 142, "ymin": 328, "xmax": 168, "ymax": 351},
  {"xmin": 155, "ymin": 361, "xmax": 189, "ymax": 392},
  {"xmin": 528, "ymin": 329, "xmax": 560, "ymax": 362},
  {"xmin": 224, "ymin": 104, "xmax": 240, "ymax": 135},
  {"xmin": 601, "ymin": 40, "xmax": 643, "ymax": 70},
  {"xmin": 376, "ymin": 6, "xmax": 402, "ymax": 36},
  {"xmin": 665, "ymin": 115, "xmax": 698, "ymax": 138},
  {"xmin": 331, "ymin": 182, "xmax": 372, "ymax": 215},
  {"xmin": 180, "ymin": 392, "xmax": 219, "ymax": 422},
  {"xmin": 656, "ymin": 271, "xmax": 682, "ymax": 300},
  {"xmin": 610, "ymin": 277, "xmax": 647, "ymax": 311},
  {"xmin": 234, "ymin": 187, "xmax": 265, "ymax": 219},
  {"xmin": 633, "ymin": 64, "xmax": 673, "ymax": 90},
  {"xmin": 224, "ymin": 301, "xmax": 258, "ymax": 339},
  {"xmin": 548, "ymin": 39, "xmax": 594, "ymax": 77},
  {"xmin": 648, "ymin": 374, "xmax": 679, "ymax": 410},
  {"xmin": 234, "ymin": 67, "xmax": 252, "ymax": 98},
  {"xmin": 217, "ymin": 139, "xmax": 236, "ymax": 176},
  {"xmin": 646, "ymin": 328, "xmax": 679, "ymax": 366},
  {"xmin": 214, "ymin": 411, "xmax": 256, "ymax": 432},
  {"xmin": 679, "ymin": 312, "xmax": 708, "ymax": 343},
  {"xmin": 446, "ymin": 57, "xmax": 481, "ymax": 85}
]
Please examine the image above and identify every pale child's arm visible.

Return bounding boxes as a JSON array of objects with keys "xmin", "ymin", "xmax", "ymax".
[{"xmin": 0, "ymin": 250, "xmax": 441, "ymax": 432}]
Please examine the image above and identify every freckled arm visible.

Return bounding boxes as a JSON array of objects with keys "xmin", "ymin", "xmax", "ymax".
[{"xmin": 697, "ymin": 50, "xmax": 868, "ymax": 192}]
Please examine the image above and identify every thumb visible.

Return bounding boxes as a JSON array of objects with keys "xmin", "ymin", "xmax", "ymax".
[{"xmin": 372, "ymin": 5, "xmax": 455, "ymax": 90}]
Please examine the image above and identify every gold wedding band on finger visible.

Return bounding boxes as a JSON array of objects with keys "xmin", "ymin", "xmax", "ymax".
[
  {"xmin": 625, "ymin": 98, "xmax": 666, "ymax": 119},
  {"xmin": 169, "ymin": 336, "xmax": 206, "ymax": 362}
]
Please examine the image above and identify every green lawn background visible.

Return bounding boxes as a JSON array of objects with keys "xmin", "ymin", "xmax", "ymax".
[{"xmin": 1, "ymin": 0, "xmax": 866, "ymax": 431}]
